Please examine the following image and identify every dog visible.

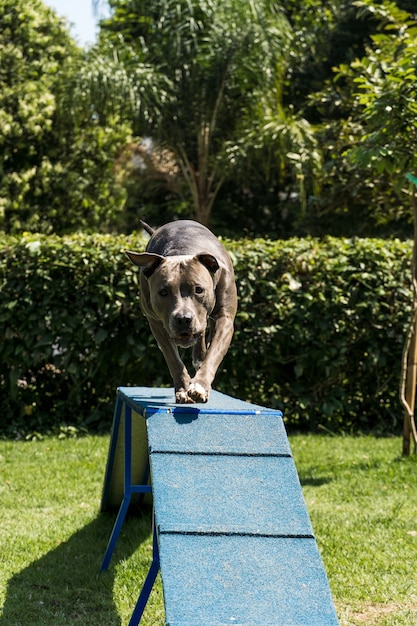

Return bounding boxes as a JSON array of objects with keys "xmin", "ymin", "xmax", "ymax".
[{"xmin": 126, "ymin": 220, "xmax": 237, "ymax": 403}]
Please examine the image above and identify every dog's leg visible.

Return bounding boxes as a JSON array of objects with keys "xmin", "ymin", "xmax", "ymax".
[
  {"xmin": 147, "ymin": 319, "xmax": 193, "ymax": 403},
  {"xmin": 187, "ymin": 314, "xmax": 234, "ymax": 402},
  {"xmin": 192, "ymin": 333, "xmax": 207, "ymax": 372}
]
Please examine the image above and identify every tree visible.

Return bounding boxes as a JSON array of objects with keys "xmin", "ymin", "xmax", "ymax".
[
  {"xmin": 342, "ymin": 0, "xmax": 417, "ymax": 453},
  {"xmin": 0, "ymin": 0, "xmax": 74, "ymax": 230},
  {"xmin": 0, "ymin": 0, "xmax": 130, "ymax": 234},
  {"xmin": 88, "ymin": 0, "xmax": 320, "ymax": 227}
]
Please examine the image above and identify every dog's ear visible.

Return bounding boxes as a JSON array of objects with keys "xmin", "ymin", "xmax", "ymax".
[
  {"xmin": 197, "ymin": 253, "xmax": 220, "ymax": 274},
  {"xmin": 125, "ymin": 251, "xmax": 164, "ymax": 278}
]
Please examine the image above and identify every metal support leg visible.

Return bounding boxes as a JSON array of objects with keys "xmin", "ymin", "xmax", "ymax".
[
  {"xmin": 101, "ymin": 496, "xmax": 132, "ymax": 571},
  {"xmin": 128, "ymin": 515, "xmax": 160, "ymax": 626},
  {"xmin": 101, "ymin": 403, "xmax": 151, "ymax": 571},
  {"xmin": 100, "ymin": 396, "xmax": 124, "ymax": 512}
]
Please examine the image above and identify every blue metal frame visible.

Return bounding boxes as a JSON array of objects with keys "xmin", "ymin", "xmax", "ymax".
[
  {"xmin": 100, "ymin": 395, "xmax": 124, "ymax": 511},
  {"xmin": 128, "ymin": 515, "xmax": 160, "ymax": 626},
  {"xmin": 100, "ymin": 397, "xmax": 152, "ymax": 572}
]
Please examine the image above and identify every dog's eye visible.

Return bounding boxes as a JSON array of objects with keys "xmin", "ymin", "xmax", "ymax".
[
  {"xmin": 159, "ymin": 288, "xmax": 169, "ymax": 297},
  {"xmin": 195, "ymin": 286, "xmax": 204, "ymax": 294}
]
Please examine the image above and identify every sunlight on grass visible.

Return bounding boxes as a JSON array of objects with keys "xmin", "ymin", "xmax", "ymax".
[
  {"xmin": 1, "ymin": 434, "xmax": 417, "ymax": 625},
  {"xmin": 291, "ymin": 435, "xmax": 417, "ymax": 626},
  {"xmin": 0, "ymin": 436, "xmax": 164, "ymax": 625}
]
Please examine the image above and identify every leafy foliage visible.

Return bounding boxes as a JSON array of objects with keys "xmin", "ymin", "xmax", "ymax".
[
  {"xmin": 0, "ymin": 0, "xmax": 75, "ymax": 230},
  {"xmin": 345, "ymin": 0, "xmax": 417, "ymax": 180},
  {"xmin": 0, "ymin": 0, "xmax": 130, "ymax": 234},
  {"xmin": 89, "ymin": 0, "xmax": 322, "ymax": 227},
  {"xmin": 3, "ymin": 0, "xmax": 416, "ymax": 237},
  {"xmin": 226, "ymin": 236, "xmax": 411, "ymax": 432},
  {"xmin": 303, "ymin": 0, "xmax": 417, "ymax": 238},
  {"xmin": 0, "ymin": 233, "xmax": 412, "ymax": 436},
  {"xmin": 283, "ymin": 0, "xmax": 417, "ymax": 237}
]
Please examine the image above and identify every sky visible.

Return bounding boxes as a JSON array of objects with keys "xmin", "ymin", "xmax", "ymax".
[{"xmin": 44, "ymin": 0, "xmax": 110, "ymax": 47}]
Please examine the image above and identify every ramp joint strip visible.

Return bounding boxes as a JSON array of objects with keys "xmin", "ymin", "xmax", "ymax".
[
  {"xmin": 149, "ymin": 450, "xmax": 292, "ymax": 458},
  {"xmin": 158, "ymin": 528, "xmax": 315, "ymax": 539}
]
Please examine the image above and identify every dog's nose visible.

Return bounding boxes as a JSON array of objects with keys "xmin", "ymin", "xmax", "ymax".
[{"xmin": 174, "ymin": 312, "xmax": 193, "ymax": 329}]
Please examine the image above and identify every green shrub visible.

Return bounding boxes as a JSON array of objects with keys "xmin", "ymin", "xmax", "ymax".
[
  {"xmin": 0, "ymin": 233, "xmax": 412, "ymax": 436},
  {"xmin": 226, "ymin": 237, "xmax": 411, "ymax": 432}
]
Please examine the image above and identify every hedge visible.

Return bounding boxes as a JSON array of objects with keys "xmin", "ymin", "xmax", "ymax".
[{"xmin": 0, "ymin": 233, "xmax": 413, "ymax": 437}]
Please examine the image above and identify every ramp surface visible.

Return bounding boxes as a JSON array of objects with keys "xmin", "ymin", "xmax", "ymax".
[{"xmin": 102, "ymin": 387, "xmax": 339, "ymax": 625}]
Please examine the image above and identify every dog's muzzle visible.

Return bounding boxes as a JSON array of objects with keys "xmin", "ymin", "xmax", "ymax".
[
  {"xmin": 174, "ymin": 333, "xmax": 199, "ymax": 348},
  {"xmin": 171, "ymin": 312, "xmax": 201, "ymax": 347}
]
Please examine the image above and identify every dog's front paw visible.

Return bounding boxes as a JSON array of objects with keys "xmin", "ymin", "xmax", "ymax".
[
  {"xmin": 187, "ymin": 382, "xmax": 210, "ymax": 403},
  {"xmin": 176, "ymin": 388, "xmax": 195, "ymax": 404}
]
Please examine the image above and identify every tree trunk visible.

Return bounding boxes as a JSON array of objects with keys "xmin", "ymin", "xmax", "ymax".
[
  {"xmin": 403, "ymin": 322, "xmax": 417, "ymax": 455},
  {"xmin": 402, "ymin": 183, "xmax": 417, "ymax": 455}
]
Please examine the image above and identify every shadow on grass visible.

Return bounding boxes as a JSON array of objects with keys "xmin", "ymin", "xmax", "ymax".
[
  {"xmin": 2, "ymin": 510, "xmax": 153, "ymax": 626},
  {"xmin": 298, "ymin": 476, "xmax": 334, "ymax": 487}
]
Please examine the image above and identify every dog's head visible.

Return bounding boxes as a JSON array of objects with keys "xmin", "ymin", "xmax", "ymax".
[{"xmin": 126, "ymin": 251, "xmax": 220, "ymax": 347}]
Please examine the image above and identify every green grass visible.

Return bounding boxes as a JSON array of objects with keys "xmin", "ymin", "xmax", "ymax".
[
  {"xmin": 1, "ymin": 434, "xmax": 416, "ymax": 625},
  {"xmin": 0, "ymin": 436, "xmax": 164, "ymax": 626},
  {"xmin": 291, "ymin": 435, "xmax": 417, "ymax": 626}
]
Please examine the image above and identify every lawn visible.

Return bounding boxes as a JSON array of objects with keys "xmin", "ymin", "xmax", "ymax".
[
  {"xmin": 0, "ymin": 433, "xmax": 416, "ymax": 625},
  {"xmin": 292, "ymin": 435, "xmax": 417, "ymax": 626}
]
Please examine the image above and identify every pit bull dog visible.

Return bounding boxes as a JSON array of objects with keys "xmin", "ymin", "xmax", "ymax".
[{"xmin": 126, "ymin": 220, "xmax": 237, "ymax": 403}]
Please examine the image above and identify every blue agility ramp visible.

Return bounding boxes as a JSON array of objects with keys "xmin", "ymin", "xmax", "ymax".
[{"xmin": 101, "ymin": 387, "xmax": 339, "ymax": 625}]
